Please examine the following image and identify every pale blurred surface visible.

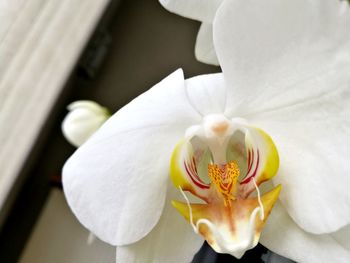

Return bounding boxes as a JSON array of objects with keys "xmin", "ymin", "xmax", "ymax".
[
  {"xmin": 0, "ymin": 0, "xmax": 110, "ymax": 225},
  {"xmin": 20, "ymin": 189, "xmax": 115, "ymax": 263}
]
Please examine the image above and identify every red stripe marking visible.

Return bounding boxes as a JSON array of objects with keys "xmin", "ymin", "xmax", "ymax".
[
  {"xmin": 241, "ymin": 149, "xmax": 260, "ymax": 185},
  {"xmin": 184, "ymin": 161, "xmax": 210, "ymax": 189},
  {"xmin": 247, "ymin": 149, "xmax": 253, "ymax": 174}
]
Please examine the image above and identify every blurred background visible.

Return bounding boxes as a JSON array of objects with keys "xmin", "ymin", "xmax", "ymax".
[{"xmin": 0, "ymin": 0, "xmax": 218, "ymax": 262}]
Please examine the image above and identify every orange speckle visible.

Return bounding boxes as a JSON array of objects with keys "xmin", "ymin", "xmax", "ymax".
[{"xmin": 208, "ymin": 161, "xmax": 240, "ymax": 206}]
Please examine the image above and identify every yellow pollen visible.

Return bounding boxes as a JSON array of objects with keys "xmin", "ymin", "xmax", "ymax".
[{"xmin": 208, "ymin": 161, "xmax": 240, "ymax": 206}]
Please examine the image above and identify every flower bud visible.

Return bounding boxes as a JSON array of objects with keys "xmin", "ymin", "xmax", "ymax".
[{"xmin": 62, "ymin": 101, "xmax": 110, "ymax": 147}]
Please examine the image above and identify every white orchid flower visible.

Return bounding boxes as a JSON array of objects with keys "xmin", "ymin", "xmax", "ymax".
[
  {"xmin": 159, "ymin": 0, "xmax": 223, "ymax": 65},
  {"xmin": 62, "ymin": 101, "xmax": 110, "ymax": 147},
  {"xmin": 63, "ymin": 0, "xmax": 350, "ymax": 262}
]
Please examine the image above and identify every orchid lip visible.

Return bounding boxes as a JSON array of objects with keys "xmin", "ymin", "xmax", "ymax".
[
  {"xmin": 178, "ymin": 176, "xmax": 265, "ymax": 259},
  {"xmin": 170, "ymin": 114, "xmax": 281, "ymax": 258}
]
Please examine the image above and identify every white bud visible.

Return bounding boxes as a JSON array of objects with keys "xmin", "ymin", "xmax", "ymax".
[{"xmin": 62, "ymin": 101, "xmax": 110, "ymax": 147}]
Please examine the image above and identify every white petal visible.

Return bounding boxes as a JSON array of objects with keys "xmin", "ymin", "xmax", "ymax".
[
  {"xmin": 213, "ymin": 0, "xmax": 350, "ymax": 116},
  {"xmin": 249, "ymin": 83, "xmax": 350, "ymax": 234},
  {"xmin": 159, "ymin": 0, "xmax": 223, "ymax": 23},
  {"xmin": 63, "ymin": 69, "xmax": 202, "ymax": 246},
  {"xmin": 213, "ymin": 0, "xmax": 350, "ymax": 233},
  {"xmin": 116, "ymin": 181, "xmax": 203, "ymax": 263},
  {"xmin": 260, "ymin": 202, "xmax": 350, "ymax": 263},
  {"xmin": 185, "ymin": 72, "xmax": 225, "ymax": 116},
  {"xmin": 195, "ymin": 23, "xmax": 219, "ymax": 66}
]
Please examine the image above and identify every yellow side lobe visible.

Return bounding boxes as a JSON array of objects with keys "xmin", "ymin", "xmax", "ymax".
[
  {"xmin": 170, "ymin": 140, "xmax": 194, "ymax": 191},
  {"xmin": 256, "ymin": 128, "xmax": 279, "ymax": 183}
]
